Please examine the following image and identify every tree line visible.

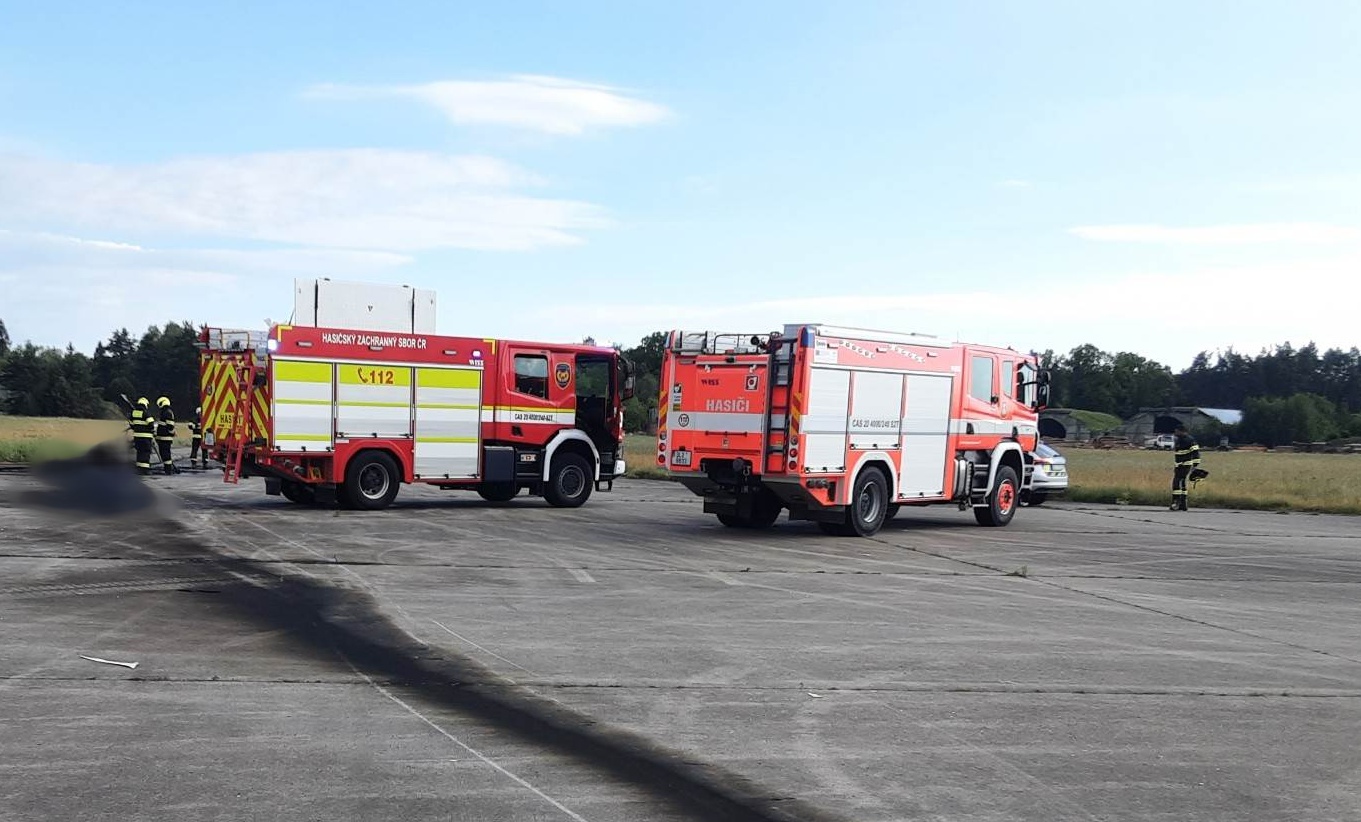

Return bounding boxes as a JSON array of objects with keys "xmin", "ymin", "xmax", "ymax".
[
  {"xmin": 1036, "ymin": 342, "xmax": 1361, "ymax": 443},
  {"xmin": 0, "ymin": 319, "xmax": 200, "ymax": 420},
  {"xmin": 2, "ymin": 317, "xmax": 1357, "ymax": 445}
]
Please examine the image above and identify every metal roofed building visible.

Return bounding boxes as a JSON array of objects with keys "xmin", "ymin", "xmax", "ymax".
[{"xmin": 1118, "ymin": 406, "xmax": 1242, "ymax": 444}]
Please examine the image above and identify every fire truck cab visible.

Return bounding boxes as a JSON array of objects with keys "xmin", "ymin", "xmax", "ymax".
[
  {"xmin": 658, "ymin": 324, "xmax": 1050, "ymax": 536},
  {"xmin": 198, "ymin": 324, "xmax": 633, "ymax": 510}
]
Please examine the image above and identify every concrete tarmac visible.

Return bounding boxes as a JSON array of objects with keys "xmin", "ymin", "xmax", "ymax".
[{"xmin": 3, "ymin": 468, "xmax": 1360, "ymax": 821}]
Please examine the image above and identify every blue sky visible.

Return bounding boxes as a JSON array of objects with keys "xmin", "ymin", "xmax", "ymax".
[{"xmin": 2, "ymin": 1, "xmax": 1359, "ymax": 369}]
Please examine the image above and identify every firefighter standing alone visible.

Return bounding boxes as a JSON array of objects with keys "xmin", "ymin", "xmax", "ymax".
[
  {"xmin": 129, "ymin": 397, "xmax": 155, "ymax": 475},
  {"xmin": 188, "ymin": 406, "xmax": 206, "ymax": 469},
  {"xmin": 1171, "ymin": 425, "xmax": 1202, "ymax": 511},
  {"xmin": 155, "ymin": 396, "xmax": 179, "ymax": 475}
]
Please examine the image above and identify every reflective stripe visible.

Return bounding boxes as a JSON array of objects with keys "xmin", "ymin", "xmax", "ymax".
[
  {"xmin": 672, "ymin": 412, "xmax": 763, "ymax": 433},
  {"xmin": 949, "ymin": 419, "xmax": 1035, "ymax": 435}
]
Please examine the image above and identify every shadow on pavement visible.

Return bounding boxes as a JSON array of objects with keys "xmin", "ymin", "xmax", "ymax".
[{"xmin": 14, "ymin": 444, "xmax": 848, "ymax": 822}]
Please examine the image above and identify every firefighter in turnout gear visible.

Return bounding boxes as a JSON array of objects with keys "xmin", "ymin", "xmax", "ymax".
[
  {"xmin": 1171, "ymin": 425, "xmax": 1202, "ymax": 511},
  {"xmin": 130, "ymin": 397, "xmax": 155, "ymax": 475},
  {"xmin": 188, "ymin": 406, "xmax": 205, "ymax": 469},
  {"xmin": 155, "ymin": 396, "xmax": 179, "ymax": 474}
]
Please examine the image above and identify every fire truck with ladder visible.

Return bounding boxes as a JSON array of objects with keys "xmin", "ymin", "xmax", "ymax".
[
  {"xmin": 657, "ymin": 324, "xmax": 1050, "ymax": 536},
  {"xmin": 196, "ymin": 280, "xmax": 634, "ymax": 510}
]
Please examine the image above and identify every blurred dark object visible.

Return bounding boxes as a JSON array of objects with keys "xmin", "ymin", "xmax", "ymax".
[{"xmin": 20, "ymin": 440, "xmax": 163, "ymax": 517}]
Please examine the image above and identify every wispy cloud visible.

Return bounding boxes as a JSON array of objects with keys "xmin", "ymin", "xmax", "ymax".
[
  {"xmin": 306, "ymin": 75, "xmax": 671, "ymax": 136},
  {"xmin": 0, "ymin": 229, "xmax": 416, "ymax": 346},
  {"xmin": 0, "ymin": 229, "xmax": 413, "ymax": 273},
  {"xmin": 0, "ymin": 150, "xmax": 607, "ymax": 251},
  {"xmin": 535, "ymin": 252, "xmax": 1361, "ymax": 368},
  {"xmin": 1069, "ymin": 222, "xmax": 1361, "ymax": 245}
]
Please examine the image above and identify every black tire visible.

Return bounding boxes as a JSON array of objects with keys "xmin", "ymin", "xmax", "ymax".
[
  {"xmin": 748, "ymin": 487, "xmax": 783, "ymax": 528},
  {"xmin": 974, "ymin": 465, "xmax": 1020, "ymax": 527},
  {"xmin": 885, "ymin": 504, "xmax": 901, "ymax": 520},
  {"xmin": 545, "ymin": 452, "xmax": 593, "ymax": 508},
  {"xmin": 716, "ymin": 489, "xmax": 783, "ymax": 529},
  {"xmin": 280, "ymin": 481, "xmax": 316, "ymax": 505},
  {"xmin": 343, "ymin": 451, "xmax": 401, "ymax": 511},
  {"xmin": 1026, "ymin": 492, "xmax": 1047, "ymax": 507},
  {"xmin": 847, "ymin": 467, "xmax": 890, "ymax": 536},
  {"xmin": 477, "ymin": 483, "xmax": 519, "ymax": 503}
]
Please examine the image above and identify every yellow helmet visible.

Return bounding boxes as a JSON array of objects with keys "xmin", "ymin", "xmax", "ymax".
[
  {"xmin": 157, "ymin": 396, "xmax": 171, "ymax": 408},
  {"xmin": 137, "ymin": 397, "xmax": 149, "ymax": 406}
]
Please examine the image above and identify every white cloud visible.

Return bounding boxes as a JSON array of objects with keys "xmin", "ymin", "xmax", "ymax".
[
  {"xmin": 0, "ymin": 229, "xmax": 415, "ymax": 349},
  {"xmin": 0, "ymin": 229, "xmax": 413, "ymax": 274},
  {"xmin": 531, "ymin": 252, "xmax": 1361, "ymax": 369},
  {"xmin": 307, "ymin": 75, "xmax": 671, "ymax": 136},
  {"xmin": 1069, "ymin": 223, "xmax": 1361, "ymax": 245},
  {"xmin": 0, "ymin": 149, "xmax": 608, "ymax": 251}
]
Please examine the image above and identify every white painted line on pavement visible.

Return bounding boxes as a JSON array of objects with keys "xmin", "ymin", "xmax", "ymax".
[
  {"xmin": 432, "ymin": 620, "xmax": 535, "ymax": 676},
  {"xmin": 342, "ymin": 654, "xmax": 590, "ymax": 822}
]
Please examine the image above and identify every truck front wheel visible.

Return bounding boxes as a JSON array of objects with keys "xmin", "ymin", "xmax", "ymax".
[
  {"xmin": 545, "ymin": 453, "xmax": 593, "ymax": 508},
  {"xmin": 343, "ymin": 451, "xmax": 401, "ymax": 511},
  {"xmin": 974, "ymin": 466, "xmax": 1019, "ymax": 527}
]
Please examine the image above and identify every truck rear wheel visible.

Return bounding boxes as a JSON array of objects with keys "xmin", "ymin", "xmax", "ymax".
[
  {"xmin": 848, "ymin": 467, "xmax": 889, "ymax": 536},
  {"xmin": 716, "ymin": 489, "xmax": 783, "ymax": 529},
  {"xmin": 818, "ymin": 467, "xmax": 889, "ymax": 537},
  {"xmin": 974, "ymin": 466, "xmax": 1019, "ymax": 527},
  {"xmin": 477, "ymin": 483, "xmax": 519, "ymax": 503},
  {"xmin": 343, "ymin": 451, "xmax": 400, "ymax": 511},
  {"xmin": 281, "ymin": 481, "xmax": 315, "ymax": 505},
  {"xmin": 545, "ymin": 452, "xmax": 593, "ymax": 508}
]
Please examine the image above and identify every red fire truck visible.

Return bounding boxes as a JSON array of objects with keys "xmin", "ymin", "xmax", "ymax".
[
  {"xmin": 657, "ymin": 324, "xmax": 1050, "ymax": 536},
  {"xmin": 198, "ymin": 324, "xmax": 634, "ymax": 510}
]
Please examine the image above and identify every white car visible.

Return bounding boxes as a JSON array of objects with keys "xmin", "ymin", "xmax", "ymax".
[
  {"xmin": 1146, "ymin": 434, "xmax": 1176, "ymax": 450},
  {"xmin": 1026, "ymin": 441, "xmax": 1068, "ymax": 505}
]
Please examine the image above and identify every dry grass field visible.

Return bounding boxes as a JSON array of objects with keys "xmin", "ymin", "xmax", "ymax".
[
  {"xmin": 0, "ymin": 416, "xmax": 127, "ymax": 462},
  {"xmin": 0, "ymin": 415, "xmax": 194, "ymax": 463},
  {"xmin": 1062, "ymin": 447, "xmax": 1361, "ymax": 514},
  {"xmin": 9, "ymin": 424, "xmax": 1357, "ymax": 515},
  {"xmin": 624, "ymin": 434, "xmax": 1361, "ymax": 515}
]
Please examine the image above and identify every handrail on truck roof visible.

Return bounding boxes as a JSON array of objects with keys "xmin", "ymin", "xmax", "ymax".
[
  {"xmin": 669, "ymin": 330, "xmax": 773, "ymax": 356},
  {"xmin": 197, "ymin": 327, "xmax": 271, "ymax": 352}
]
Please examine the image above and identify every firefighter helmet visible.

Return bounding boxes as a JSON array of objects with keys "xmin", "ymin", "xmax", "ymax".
[
  {"xmin": 137, "ymin": 397, "xmax": 149, "ymax": 406},
  {"xmin": 157, "ymin": 396, "xmax": 171, "ymax": 408}
]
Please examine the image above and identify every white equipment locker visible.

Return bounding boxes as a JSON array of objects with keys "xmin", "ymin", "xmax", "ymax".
[{"xmin": 292, "ymin": 278, "xmax": 437, "ymax": 334}]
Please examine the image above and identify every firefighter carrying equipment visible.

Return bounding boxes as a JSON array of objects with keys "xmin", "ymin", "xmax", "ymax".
[{"xmin": 1171, "ymin": 430, "xmax": 1203, "ymax": 511}]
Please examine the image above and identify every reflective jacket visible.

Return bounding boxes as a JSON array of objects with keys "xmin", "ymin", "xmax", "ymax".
[
  {"xmin": 156, "ymin": 406, "xmax": 177, "ymax": 441},
  {"xmin": 1174, "ymin": 433, "xmax": 1202, "ymax": 468},
  {"xmin": 130, "ymin": 408, "xmax": 155, "ymax": 439}
]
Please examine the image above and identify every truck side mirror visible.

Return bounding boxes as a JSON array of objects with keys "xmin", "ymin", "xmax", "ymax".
[
  {"xmin": 1035, "ymin": 383, "xmax": 1051, "ymax": 410},
  {"xmin": 623, "ymin": 374, "xmax": 636, "ymax": 401}
]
